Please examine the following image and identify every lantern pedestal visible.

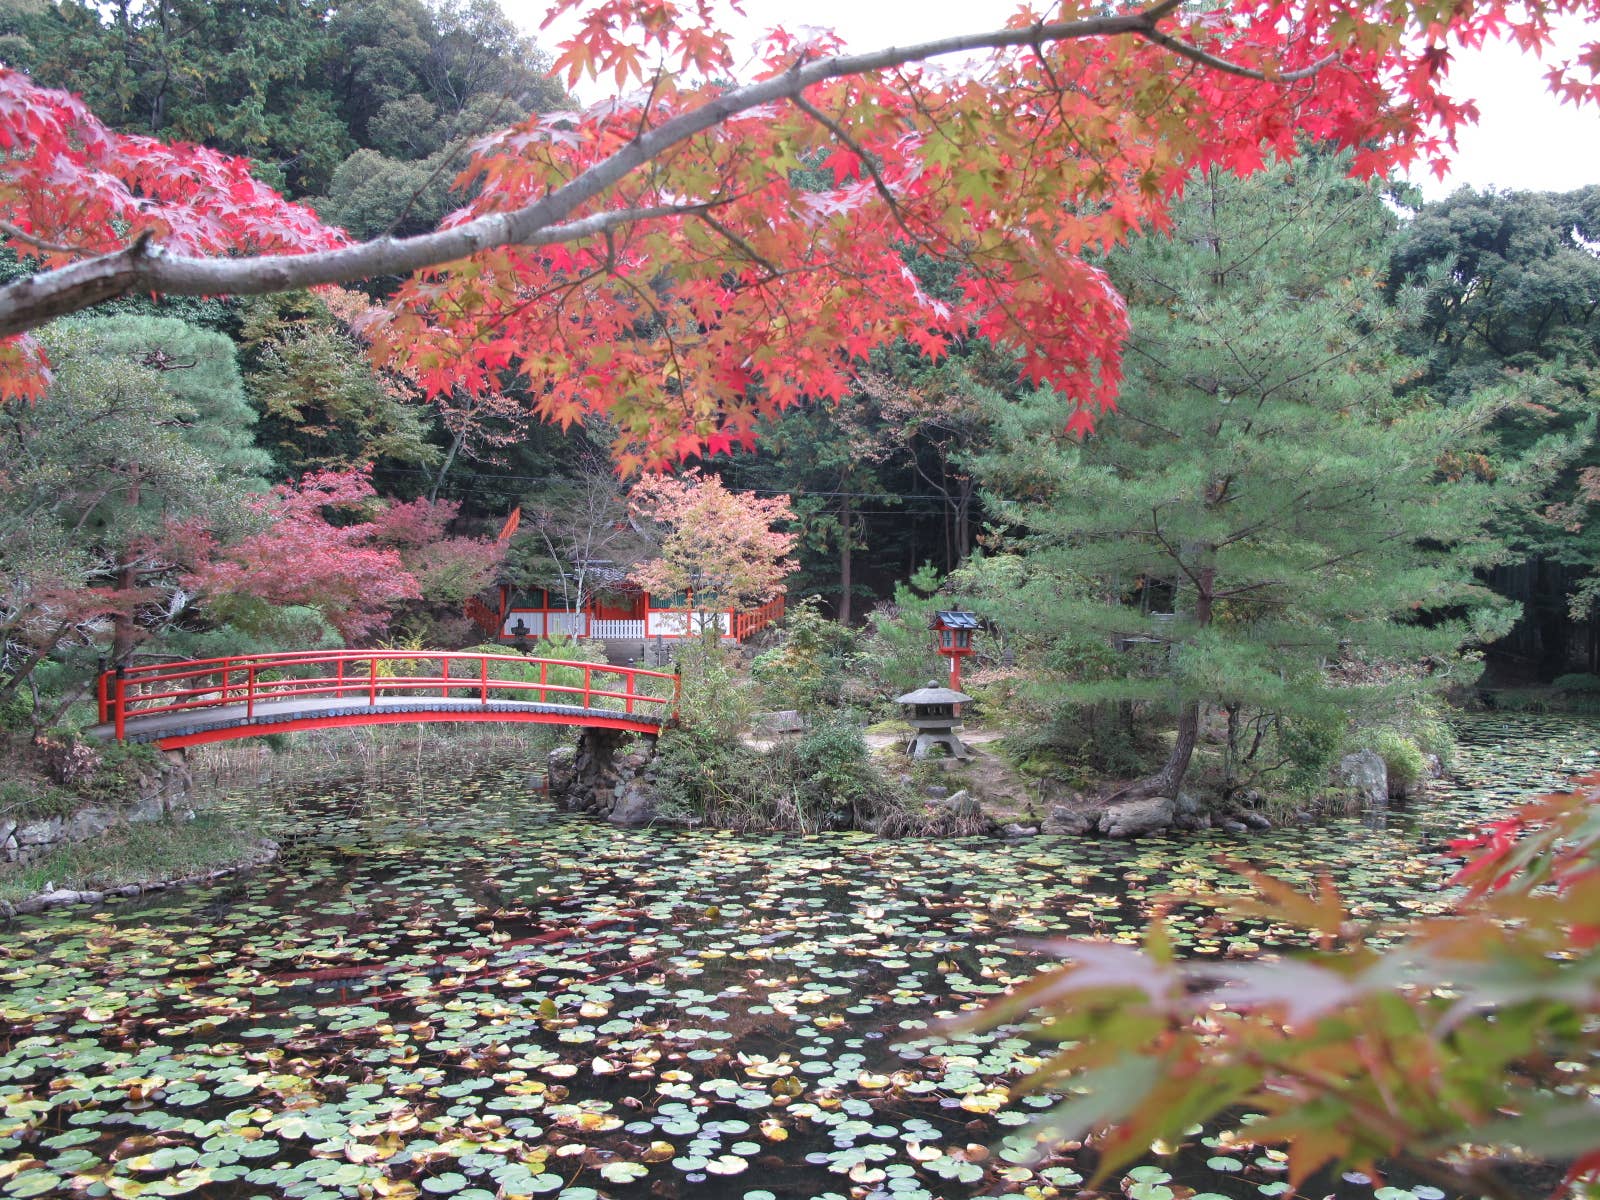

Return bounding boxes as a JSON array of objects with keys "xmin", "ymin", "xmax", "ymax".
[{"xmin": 895, "ymin": 683, "xmax": 974, "ymax": 761}]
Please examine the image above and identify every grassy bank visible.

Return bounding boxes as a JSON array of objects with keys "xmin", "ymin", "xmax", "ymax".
[{"xmin": 0, "ymin": 812, "xmax": 269, "ymax": 908}]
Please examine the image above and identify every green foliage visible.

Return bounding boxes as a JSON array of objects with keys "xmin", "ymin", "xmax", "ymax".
[
  {"xmin": 0, "ymin": 776, "xmax": 76, "ymax": 820},
  {"xmin": 860, "ymin": 563, "xmax": 946, "ymax": 700},
  {"xmin": 239, "ymin": 293, "xmax": 438, "ymax": 475},
  {"xmin": 1391, "ymin": 185, "xmax": 1600, "ymax": 656},
  {"xmin": 999, "ymin": 705, "xmax": 1153, "ymax": 788},
  {"xmin": 1272, "ymin": 711, "xmax": 1347, "ymax": 797},
  {"xmin": 750, "ymin": 596, "xmax": 859, "ymax": 714},
  {"xmin": 0, "ymin": 694, "xmax": 33, "ymax": 734},
  {"xmin": 1553, "ymin": 672, "xmax": 1600, "ymax": 694},
  {"xmin": 652, "ymin": 711, "xmax": 905, "ymax": 833},
  {"xmin": 670, "ymin": 634, "xmax": 756, "ymax": 740},
  {"xmin": 0, "ymin": 0, "xmax": 567, "ymax": 199}
]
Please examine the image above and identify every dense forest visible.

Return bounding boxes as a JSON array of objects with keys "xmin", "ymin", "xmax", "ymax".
[{"xmin": 1, "ymin": 0, "xmax": 1598, "ymax": 745}]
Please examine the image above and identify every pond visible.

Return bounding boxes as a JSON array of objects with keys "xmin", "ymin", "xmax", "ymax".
[{"xmin": 1, "ymin": 714, "xmax": 1596, "ymax": 1200}]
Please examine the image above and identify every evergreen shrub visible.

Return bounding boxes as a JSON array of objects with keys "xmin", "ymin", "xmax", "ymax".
[{"xmin": 750, "ymin": 596, "xmax": 858, "ymax": 714}]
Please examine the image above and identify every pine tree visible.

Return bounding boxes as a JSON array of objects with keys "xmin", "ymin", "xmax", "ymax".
[{"xmin": 970, "ymin": 159, "xmax": 1523, "ymax": 803}]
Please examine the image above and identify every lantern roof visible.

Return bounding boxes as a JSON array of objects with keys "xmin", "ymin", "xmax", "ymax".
[
  {"xmin": 895, "ymin": 683, "xmax": 973, "ymax": 706},
  {"xmin": 931, "ymin": 610, "xmax": 979, "ymax": 629}
]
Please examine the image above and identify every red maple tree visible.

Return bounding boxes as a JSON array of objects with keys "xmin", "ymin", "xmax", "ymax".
[
  {"xmin": 3, "ymin": 0, "xmax": 1598, "ymax": 464},
  {"xmin": 183, "ymin": 469, "xmax": 421, "ymax": 643}
]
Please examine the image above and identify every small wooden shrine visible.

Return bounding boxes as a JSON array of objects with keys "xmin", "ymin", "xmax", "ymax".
[{"xmin": 895, "ymin": 681, "xmax": 975, "ymax": 761}]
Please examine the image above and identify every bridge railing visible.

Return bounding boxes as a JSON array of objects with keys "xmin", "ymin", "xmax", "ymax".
[{"xmin": 98, "ymin": 650, "xmax": 680, "ymax": 741}]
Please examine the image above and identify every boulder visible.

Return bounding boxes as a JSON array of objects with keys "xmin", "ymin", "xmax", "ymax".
[
  {"xmin": 1219, "ymin": 818, "xmax": 1250, "ymax": 833},
  {"xmin": 755, "ymin": 710, "xmax": 806, "ymax": 736},
  {"xmin": 547, "ymin": 745, "xmax": 578, "ymax": 800},
  {"xmin": 16, "ymin": 817, "xmax": 62, "ymax": 847},
  {"xmin": 1000, "ymin": 823, "xmax": 1039, "ymax": 838},
  {"xmin": 1336, "ymin": 749, "xmax": 1389, "ymax": 808},
  {"xmin": 609, "ymin": 780, "xmax": 659, "ymax": 826},
  {"xmin": 127, "ymin": 793, "xmax": 166, "ymax": 823},
  {"xmin": 1098, "ymin": 795, "xmax": 1176, "ymax": 839},
  {"xmin": 1240, "ymin": 810, "xmax": 1273, "ymax": 831},
  {"xmin": 1043, "ymin": 806, "xmax": 1096, "ymax": 836},
  {"xmin": 923, "ymin": 785, "xmax": 950, "ymax": 801},
  {"xmin": 64, "ymin": 807, "xmax": 115, "ymax": 842},
  {"xmin": 934, "ymin": 789, "xmax": 982, "ymax": 821}
]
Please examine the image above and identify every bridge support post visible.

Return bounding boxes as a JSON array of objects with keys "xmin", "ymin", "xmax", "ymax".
[{"xmin": 551, "ymin": 729, "xmax": 660, "ymax": 825}]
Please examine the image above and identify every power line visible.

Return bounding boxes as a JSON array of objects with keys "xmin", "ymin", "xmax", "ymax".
[{"xmin": 366, "ymin": 465, "xmax": 966, "ymax": 506}]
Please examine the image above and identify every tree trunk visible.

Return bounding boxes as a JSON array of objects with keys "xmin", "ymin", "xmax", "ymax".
[
  {"xmin": 0, "ymin": 623, "xmax": 70, "ymax": 707},
  {"xmin": 1109, "ymin": 565, "xmax": 1213, "ymax": 802},
  {"xmin": 954, "ymin": 472, "xmax": 972, "ymax": 567},
  {"xmin": 430, "ymin": 421, "xmax": 468, "ymax": 503},
  {"xmin": 1110, "ymin": 700, "xmax": 1199, "ymax": 801},
  {"xmin": 838, "ymin": 494, "xmax": 853, "ymax": 626},
  {"xmin": 112, "ymin": 466, "xmax": 141, "ymax": 663}
]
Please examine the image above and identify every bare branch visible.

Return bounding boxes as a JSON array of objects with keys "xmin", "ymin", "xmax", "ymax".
[
  {"xmin": 0, "ymin": 0, "xmax": 1333, "ymax": 337},
  {"xmin": 0, "ymin": 220, "xmax": 86, "ymax": 258},
  {"xmin": 1136, "ymin": 28, "xmax": 1337, "ymax": 83},
  {"xmin": 790, "ymin": 92, "xmax": 936, "ymax": 254}
]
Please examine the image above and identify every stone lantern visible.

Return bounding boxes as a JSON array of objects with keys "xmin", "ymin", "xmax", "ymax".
[
  {"xmin": 895, "ymin": 681, "xmax": 974, "ymax": 761},
  {"xmin": 930, "ymin": 611, "xmax": 979, "ymax": 689}
]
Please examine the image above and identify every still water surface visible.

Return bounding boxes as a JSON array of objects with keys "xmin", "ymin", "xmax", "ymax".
[{"xmin": 1, "ymin": 714, "xmax": 1595, "ymax": 1200}]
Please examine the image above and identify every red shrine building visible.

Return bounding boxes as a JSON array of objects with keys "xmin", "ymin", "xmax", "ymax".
[{"xmin": 466, "ymin": 574, "xmax": 785, "ymax": 647}]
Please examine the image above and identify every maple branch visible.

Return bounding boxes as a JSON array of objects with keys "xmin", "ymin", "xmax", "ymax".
[
  {"xmin": 1136, "ymin": 28, "xmax": 1337, "ymax": 84},
  {"xmin": 790, "ymin": 92, "xmax": 937, "ymax": 255},
  {"xmin": 0, "ymin": 220, "xmax": 86, "ymax": 258},
  {"xmin": 0, "ymin": 1, "xmax": 1223, "ymax": 337},
  {"xmin": 695, "ymin": 213, "xmax": 784, "ymax": 281}
]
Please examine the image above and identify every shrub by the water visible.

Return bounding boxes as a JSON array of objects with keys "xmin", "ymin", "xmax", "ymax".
[
  {"xmin": 653, "ymin": 714, "xmax": 931, "ymax": 834},
  {"xmin": 1368, "ymin": 727, "xmax": 1427, "ymax": 791},
  {"xmin": 670, "ymin": 633, "xmax": 756, "ymax": 740}
]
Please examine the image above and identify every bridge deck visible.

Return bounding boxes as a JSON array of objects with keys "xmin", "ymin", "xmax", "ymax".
[{"xmin": 87, "ymin": 695, "xmax": 666, "ymax": 749}]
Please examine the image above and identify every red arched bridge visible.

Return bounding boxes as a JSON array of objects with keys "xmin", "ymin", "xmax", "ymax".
[{"xmin": 89, "ymin": 650, "xmax": 679, "ymax": 750}]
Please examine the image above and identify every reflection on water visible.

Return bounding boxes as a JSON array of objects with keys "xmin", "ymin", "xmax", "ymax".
[{"xmin": 0, "ymin": 714, "xmax": 1594, "ymax": 1200}]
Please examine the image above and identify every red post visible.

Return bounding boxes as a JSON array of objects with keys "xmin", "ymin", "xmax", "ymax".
[
  {"xmin": 335, "ymin": 658, "xmax": 344, "ymax": 700},
  {"xmin": 97, "ymin": 670, "xmax": 108, "ymax": 724},
  {"xmin": 625, "ymin": 671, "xmax": 635, "ymax": 714},
  {"xmin": 113, "ymin": 667, "xmax": 126, "ymax": 742},
  {"xmin": 480, "ymin": 656, "xmax": 489, "ymax": 706},
  {"xmin": 368, "ymin": 657, "xmax": 377, "ymax": 706},
  {"xmin": 583, "ymin": 666, "xmax": 591, "ymax": 710},
  {"xmin": 246, "ymin": 666, "xmax": 255, "ymax": 720},
  {"xmin": 441, "ymin": 656, "xmax": 450, "ymax": 699}
]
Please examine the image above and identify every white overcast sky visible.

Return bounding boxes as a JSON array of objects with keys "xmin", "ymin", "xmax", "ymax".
[{"xmin": 507, "ymin": 0, "xmax": 1600, "ymax": 201}]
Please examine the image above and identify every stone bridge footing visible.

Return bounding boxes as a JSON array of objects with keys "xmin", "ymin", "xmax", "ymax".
[{"xmin": 548, "ymin": 729, "xmax": 662, "ymax": 825}]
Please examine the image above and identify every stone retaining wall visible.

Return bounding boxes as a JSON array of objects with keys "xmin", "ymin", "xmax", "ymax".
[{"xmin": 1, "ymin": 751, "xmax": 193, "ymax": 864}]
